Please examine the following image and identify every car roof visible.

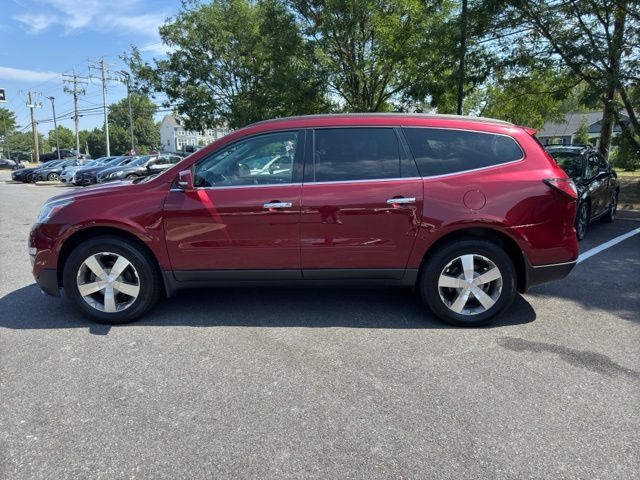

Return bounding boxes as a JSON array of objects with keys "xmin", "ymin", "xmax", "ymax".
[{"xmin": 249, "ymin": 113, "xmax": 514, "ymax": 128}]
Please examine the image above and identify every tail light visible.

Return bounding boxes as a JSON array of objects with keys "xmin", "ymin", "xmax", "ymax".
[{"xmin": 543, "ymin": 178, "xmax": 578, "ymax": 200}]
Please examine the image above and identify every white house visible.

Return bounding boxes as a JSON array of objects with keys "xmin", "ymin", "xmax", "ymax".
[
  {"xmin": 536, "ymin": 111, "xmax": 629, "ymax": 147},
  {"xmin": 160, "ymin": 115, "xmax": 230, "ymax": 153}
]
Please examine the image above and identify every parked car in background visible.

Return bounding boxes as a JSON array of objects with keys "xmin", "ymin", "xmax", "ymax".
[
  {"xmin": 33, "ymin": 158, "xmax": 85, "ymax": 182},
  {"xmin": 12, "ymin": 160, "xmax": 63, "ymax": 183},
  {"xmin": 30, "ymin": 114, "xmax": 580, "ymax": 327},
  {"xmin": 546, "ymin": 145, "xmax": 619, "ymax": 240},
  {"xmin": 73, "ymin": 156, "xmax": 135, "ymax": 186},
  {"xmin": 39, "ymin": 149, "xmax": 79, "ymax": 162},
  {"xmin": 60, "ymin": 158, "xmax": 104, "ymax": 184},
  {"xmin": 0, "ymin": 158, "xmax": 22, "ymax": 169},
  {"xmin": 97, "ymin": 154, "xmax": 183, "ymax": 183}
]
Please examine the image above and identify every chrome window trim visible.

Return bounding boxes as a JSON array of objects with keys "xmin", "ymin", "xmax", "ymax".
[
  {"xmin": 302, "ymin": 177, "xmax": 422, "ymax": 186},
  {"xmin": 176, "ymin": 182, "xmax": 304, "ymax": 192},
  {"xmin": 418, "ymin": 158, "xmax": 525, "ymax": 180}
]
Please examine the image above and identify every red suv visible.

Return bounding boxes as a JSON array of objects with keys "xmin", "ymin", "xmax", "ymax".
[{"xmin": 29, "ymin": 114, "xmax": 579, "ymax": 326}]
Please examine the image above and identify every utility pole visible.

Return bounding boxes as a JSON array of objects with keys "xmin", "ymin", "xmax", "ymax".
[
  {"xmin": 119, "ymin": 71, "xmax": 135, "ymax": 153},
  {"xmin": 63, "ymin": 71, "xmax": 88, "ymax": 153},
  {"xmin": 45, "ymin": 96, "xmax": 61, "ymax": 160},
  {"xmin": 90, "ymin": 58, "xmax": 117, "ymax": 156},
  {"xmin": 27, "ymin": 91, "xmax": 42, "ymax": 162},
  {"xmin": 456, "ymin": 0, "xmax": 468, "ymax": 116}
]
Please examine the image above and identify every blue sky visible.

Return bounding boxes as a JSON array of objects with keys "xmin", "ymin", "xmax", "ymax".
[{"xmin": 1, "ymin": 0, "xmax": 180, "ymax": 136}]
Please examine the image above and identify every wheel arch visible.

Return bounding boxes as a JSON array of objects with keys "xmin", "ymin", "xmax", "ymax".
[
  {"xmin": 57, "ymin": 226, "xmax": 162, "ymax": 288},
  {"xmin": 417, "ymin": 227, "xmax": 527, "ymax": 293}
]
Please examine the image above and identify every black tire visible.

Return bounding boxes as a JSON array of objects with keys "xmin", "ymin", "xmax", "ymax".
[
  {"xmin": 47, "ymin": 172, "xmax": 59, "ymax": 181},
  {"xmin": 62, "ymin": 236, "xmax": 162, "ymax": 324},
  {"xmin": 575, "ymin": 201, "xmax": 589, "ymax": 241},
  {"xmin": 419, "ymin": 239, "xmax": 517, "ymax": 327},
  {"xmin": 602, "ymin": 190, "xmax": 618, "ymax": 223},
  {"xmin": 25, "ymin": 173, "xmax": 33, "ymax": 183}
]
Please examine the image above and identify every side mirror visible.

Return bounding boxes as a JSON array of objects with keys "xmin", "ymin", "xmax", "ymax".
[{"xmin": 177, "ymin": 169, "xmax": 194, "ymax": 191}]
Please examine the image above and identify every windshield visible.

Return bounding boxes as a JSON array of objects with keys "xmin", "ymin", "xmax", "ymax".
[
  {"xmin": 42, "ymin": 160, "xmax": 65, "ymax": 168},
  {"xmin": 103, "ymin": 156, "xmax": 130, "ymax": 167},
  {"xmin": 548, "ymin": 151, "xmax": 585, "ymax": 178},
  {"xmin": 129, "ymin": 155, "xmax": 155, "ymax": 166}
]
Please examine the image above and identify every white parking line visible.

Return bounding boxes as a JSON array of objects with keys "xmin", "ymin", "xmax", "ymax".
[{"xmin": 577, "ymin": 227, "xmax": 640, "ymax": 264}]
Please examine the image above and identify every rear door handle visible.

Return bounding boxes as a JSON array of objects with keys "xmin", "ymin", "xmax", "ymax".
[
  {"xmin": 263, "ymin": 202, "xmax": 293, "ymax": 209},
  {"xmin": 386, "ymin": 197, "xmax": 416, "ymax": 204}
]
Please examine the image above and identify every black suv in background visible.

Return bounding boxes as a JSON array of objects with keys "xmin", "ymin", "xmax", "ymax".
[
  {"xmin": 546, "ymin": 145, "xmax": 620, "ymax": 240},
  {"xmin": 40, "ymin": 149, "xmax": 79, "ymax": 162},
  {"xmin": 96, "ymin": 154, "xmax": 183, "ymax": 183}
]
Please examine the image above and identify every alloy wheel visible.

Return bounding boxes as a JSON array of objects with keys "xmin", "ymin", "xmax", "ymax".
[
  {"xmin": 610, "ymin": 192, "xmax": 618, "ymax": 221},
  {"xmin": 437, "ymin": 254, "xmax": 503, "ymax": 316},
  {"xmin": 576, "ymin": 203, "xmax": 588, "ymax": 238},
  {"xmin": 76, "ymin": 252, "xmax": 141, "ymax": 313},
  {"xmin": 48, "ymin": 173, "xmax": 59, "ymax": 181}
]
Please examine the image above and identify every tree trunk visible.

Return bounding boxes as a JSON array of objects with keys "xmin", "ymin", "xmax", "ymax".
[
  {"xmin": 599, "ymin": 87, "xmax": 616, "ymax": 159},
  {"xmin": 599, "ymin": 0, "xmax": 627, "ymax": 159}
]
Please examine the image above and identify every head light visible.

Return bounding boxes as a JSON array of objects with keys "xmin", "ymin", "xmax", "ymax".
[
  {"xmin": 111, "ymin": 170, "xmax": 125, "ymax": 177},
  {"xmin": 37, "ymin": 198, "xmax": 74, "ymax": 223}
]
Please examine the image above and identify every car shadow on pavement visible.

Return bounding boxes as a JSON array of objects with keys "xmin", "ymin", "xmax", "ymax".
[{"xmin": 0, "ymin": 284, "xmax": 536, "ymax": 334}]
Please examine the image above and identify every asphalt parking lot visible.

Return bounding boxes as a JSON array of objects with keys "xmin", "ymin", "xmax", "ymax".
[{"xmin": 1, "ymin": 174, "xmax": 639, "ymax": 479}]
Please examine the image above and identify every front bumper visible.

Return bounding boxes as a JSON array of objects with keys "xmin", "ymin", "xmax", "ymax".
[
  {"xmin": 74, "ymin": 175, "xmax": 96, "ymax": 185},
  {"xmin": 525, "ymin": 260, "xmax": 577, "ymax": 290},
  {"xmin": 35, "ymin": 268, "xmax": 60, "ymax": 297}
]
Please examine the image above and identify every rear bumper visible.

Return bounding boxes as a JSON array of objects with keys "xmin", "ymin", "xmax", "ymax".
[
  {"xmin": 35, "ymin": 268, "xmax": 60, "ymax": 297},
  {"xmin": 525, "ymin": 260, "xmax": 577, "ymax": 290}
]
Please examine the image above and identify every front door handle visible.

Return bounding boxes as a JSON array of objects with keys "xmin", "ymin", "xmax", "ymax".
[
  {"xmin": 386, "ymin": 197, "xmax": 416, "ymax": 205},
  {"xmin": 263, "ymin": 202, "xmax": 293, "ymax": 209}
]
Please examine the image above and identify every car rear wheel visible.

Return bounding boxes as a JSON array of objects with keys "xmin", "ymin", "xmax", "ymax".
[
  {"xmin": 575, "ymin": 201, "xmax": 589, "ymax": 241},
  {"xmin": 62, "ymin": 236, "xmax": 162, "ymax": 324},
  {"xmin": 602, "ymin": 190, "xmax": 618, "ymax": 223},
  {"xmin": 419, "ymin": 239, "xmax": 516, "ymax": 327},
  {"xmin": 47, "ymin": 172, "xmax": 59, "ymax": 181}
]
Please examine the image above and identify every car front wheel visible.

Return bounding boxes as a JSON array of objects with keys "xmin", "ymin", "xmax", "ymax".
[
  {"xmin": 419, "ymin": 239, "xmax": 516, "ymax": 327},
  {"xmin": 575, "ymin": 201, "xmax": 589, "ymax": 241},
  {"xmin": 47, "ymin": 172, "xmax": 59, "ymax": 181},
  {"xmin": 602, "ymin": 190, "xmax": 618, "ymax": 223},
  {"xmin": 62, "ymin": 236, "xmax": 162, "ymax": 324}
]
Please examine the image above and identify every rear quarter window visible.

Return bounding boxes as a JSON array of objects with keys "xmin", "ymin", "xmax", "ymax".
[{"xmin": 402, "ymin": 127, "xmax": 523, "ymax": 177}]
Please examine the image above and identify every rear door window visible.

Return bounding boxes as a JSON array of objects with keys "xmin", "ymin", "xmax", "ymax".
[
  {"xmin": 312, "ymin": 128, "xmax": 402, "ymax": 182},
  {"xmin": 402, "ymin": 128, "xmax": 523, "ymax": 177}
]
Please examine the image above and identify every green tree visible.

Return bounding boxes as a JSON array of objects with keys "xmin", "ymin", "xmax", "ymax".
[
  {"xmin": 472, "ymin": 69, "xmax": 573, "ymax": 128},
  {"xmin": 86, "ymin": 128, "xmax": 106, "ymax": 158},
  {"xmin": 0, "ymin": 107, "xmax": 17, "ymax": 133},
  {"xmin": 493, "ymin": 0, "xmax": 640, "ymax": 157},
  {"xmin": 108, "ymin": 93, "xmax": 160, "ymax": 153},
  {"xmin": 290, "ymin": 0, "xmax": 456, "ymax": 112},
  {"xmin": 47, "ymin": 126, "xmax": 75, "ymax": 150},
  {"xmin": 7, "ymin": 131, "xmax": 48, "ymax": 161},
  {"xmin": 126, "ymin": 0, "xmax": 330, "ymax": 130},
  {"xmin": 574, "ymin": 118, "xmax": 591, "ymax": 145},
  {"xmin": 1, "ymin": 107, "xmax": 18, "ymax": 158}
]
